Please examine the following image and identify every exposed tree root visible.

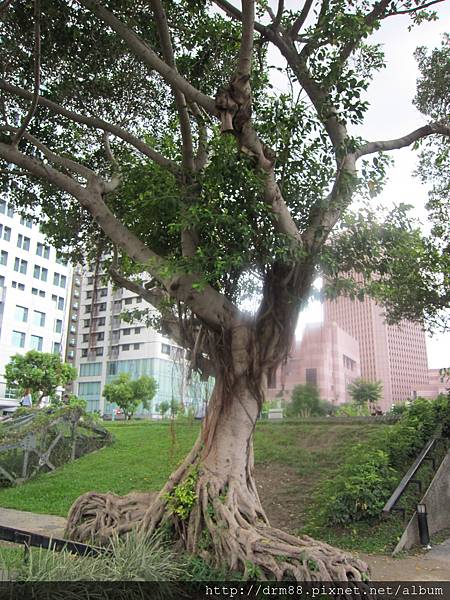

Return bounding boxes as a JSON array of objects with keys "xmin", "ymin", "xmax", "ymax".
[
  {"xmin": 65, "ymin": 490, "xmax": 155, "ymax": 544},
  {"xmin": 66, "ymin": 471, "xmax": 369, "ymax": 582}
]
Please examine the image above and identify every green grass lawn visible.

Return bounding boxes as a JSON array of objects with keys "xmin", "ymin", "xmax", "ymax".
[
  {"xmin": 0, "ymin": 419, "xmax": 397, "ymax": 552},
  {"xmin": 0, "ymin": 420, "xmax": 387, "ymax": 514}
]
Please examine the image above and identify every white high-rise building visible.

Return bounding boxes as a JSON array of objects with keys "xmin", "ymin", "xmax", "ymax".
[
  {"xmin": 75, "ymin": 271, "xmax": 212, "ymax": 416},
  {"xmin": 0, "ymin": 198, "xmax": 74, "ymax": 400}
]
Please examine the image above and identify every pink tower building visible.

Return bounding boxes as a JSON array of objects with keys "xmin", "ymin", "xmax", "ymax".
[
  {"xmin": 324, "ymin": 295, "xmax": 429, "ymax": 412},
  {"xmin": 266, "ymin": 321, "xmax": 361, "ymax": 405}
]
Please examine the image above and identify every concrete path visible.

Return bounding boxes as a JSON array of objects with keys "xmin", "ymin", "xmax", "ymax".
[
  {"xmin": 360, "ymin": 539, "xmax": 450, "ymax": 581},
  {"xmin": 0, "ymin": 507, "xmax": 66, "ymax": 539}
]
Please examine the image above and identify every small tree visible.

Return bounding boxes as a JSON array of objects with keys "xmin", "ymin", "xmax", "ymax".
[
  {"xmin": 5, "ymin": 351, "xmax": 77, "ymax": 405},
  {"xmin": 286, "ymin": 384, "xmax": 330, "ymax": 418},
  {"xmin": 158, "ymin": 401, "xmax": 170, "ymax": 419},
  {"xmin": 348, "ymin": 379, "xmax": 383, "ymax": 409},
  {"xmin": 103, "ymin": 373, "xmax": 157, "ymax": 420}
]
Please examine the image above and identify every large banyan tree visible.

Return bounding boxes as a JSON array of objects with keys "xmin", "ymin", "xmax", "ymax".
[{"xmin": 0, "ymin": 0, "xmax": 449, "ymax": 581}]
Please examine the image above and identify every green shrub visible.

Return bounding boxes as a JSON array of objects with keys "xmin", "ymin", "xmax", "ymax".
[
  {"xmin": 315, "ymin": 395, "xmax": 447, "ymax": 526},
  {"xmin": 317, "ymin": 446, "xmax": 398, "ymax": 525}
]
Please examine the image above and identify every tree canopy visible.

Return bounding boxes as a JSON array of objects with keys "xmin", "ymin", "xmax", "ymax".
[
  {"xmin": 0, "ymin": 0, "xmax": 449, "ymax": 582},
  {"xmin": 5, "ymin": 351, "xmax": 77, "ymax": 403},
  {"xmin": 102, "ymin": 373, "xmax": 157, "ymax": 419},
  {"xmin": 348, "ymin": 378, "xmax": 383, "ymax": 407}
]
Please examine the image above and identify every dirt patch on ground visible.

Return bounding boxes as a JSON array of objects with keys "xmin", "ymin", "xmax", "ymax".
[{"xmin": 255, "ymin": 463, "xmax": 315, "ymax": 533}]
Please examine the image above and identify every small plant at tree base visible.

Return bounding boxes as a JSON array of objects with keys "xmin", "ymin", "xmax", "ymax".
[{"xmin": 166, "ymin": 466, "xmax": 199, "ymax": 520}]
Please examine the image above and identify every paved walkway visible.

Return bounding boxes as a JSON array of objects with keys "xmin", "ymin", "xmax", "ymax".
[
  {"xmin": 359, "ymin": 541, "xmax": 450, "ymax": 581},
  {"xmin": 0, "ymin": 507, "xmax": 66, "ymax": 539},
  {"xmin": 0, "ymin": 508, "xmax": 448, "ymax": 580}
]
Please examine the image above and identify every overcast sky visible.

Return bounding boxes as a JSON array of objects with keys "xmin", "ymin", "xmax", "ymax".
[{"xmin": 291, "ymin": 1, "xmax": 450, "ymax": 368}]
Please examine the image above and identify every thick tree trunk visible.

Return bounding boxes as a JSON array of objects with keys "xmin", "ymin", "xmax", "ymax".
[{"xmin": 66, "ymin": 370, "xmax": 369, "ymax": 581}]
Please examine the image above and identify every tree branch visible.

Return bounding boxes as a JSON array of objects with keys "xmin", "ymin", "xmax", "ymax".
[
  {"xmin": 211, "ymin": 0, "xmax": 268, "ymax": 36},
  {"xmin": 0, "ymin": 141, "xmax": 238, "ymax": 331},
  {"xmin": 289, "ymin": 0, "xmax": 314, "ymax": 39},
  {"xmin": 2, "ymin": 125, "xmax": 97, "ymax": 180},
  {"xmin": 78, "ymin": 0, "xmax": 217, "ymax": 116},
  {"xmin": 12, "ymin": 0, "xmax": 41, "ymax": 147},
  {"xmin": 150, "ymin": 0, "xmax": 195, "ymax": 172},
  {"xmin": 0, "ymin": 80, "xmax": 180, "ymax": 174},
  {"xmin": 237, "ymin": 0, "xmax": 255, "ymax": 77},
  {"xmin": 355, "ymin": 122, "xmax": 450, "ymax": 159}
]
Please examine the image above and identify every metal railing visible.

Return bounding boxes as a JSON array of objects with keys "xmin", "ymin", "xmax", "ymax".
[{"xmin": 382, "ymin": 436, "xmax": 445, "ymax": 520}]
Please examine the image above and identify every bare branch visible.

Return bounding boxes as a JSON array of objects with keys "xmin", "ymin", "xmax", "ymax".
[
  {"xmin": 78, "ymin": 0, "xmax": 217, "ymax": 116},
  {"xmin": 211, "ymin": 0, "xmax": 268, "ymax": 36},
  {"xmin": 150, "ymin": 0, "xmax": 195, "ymax": 171},
  {"xmin": 191, "ymin": 103, "xmax": 209, "ymax": 171},
  {"xmin": 0, "ymin": 80, "xmax": 180, "ymax": 174},
  {"xmin": 385, "ymin": 0, "xmax": 445, "ymax": 16},
  {"xmin": 355, "ymin": 122, "xmax": 450, "ymax": 159},
  {"xmin": 2, "ymin": 125, "xmax": 96, "ymax": 180},
  {"xmin": 12, "ymin": 0, "xmax": 41, "ymax": 146},
  {"xmin": 237, "ymin": 0, "xmax": 255, "ymax": 77},
  {"xmin": 273, "ymin": 0, "xmax": 285, "ymax": 28},
  {"xmin": 289, "ymin": 0, "xmax": 314, "ymax": 38}
]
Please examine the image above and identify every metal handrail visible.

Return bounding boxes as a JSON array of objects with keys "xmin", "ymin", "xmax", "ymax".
[
  {"xmin": 382, "ymin": 436, "xmax": 442, "ymax": 517},
  {"xmin": 0, "ymin": 524, "xmax": 105, "ymax": 558}
]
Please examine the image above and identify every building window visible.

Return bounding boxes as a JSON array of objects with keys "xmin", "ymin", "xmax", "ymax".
[
  {"xmin": 17, "ymin": 234, "xmax": 31, "ymax": 250},
  {"xmin": 69, "ymin": 337, "xmax": 76, "ymax": 347},
  {"xmin": 123, "ymin": 328, "xmax": 131, "ymax": 335},
  {"xmin": 84, "ymin": 319, "xmax": 90, "ymax": 328},
  {"xmin": 122, "ymin": 344, "xmax": 130, "ymax": 351},
  {"xmin": 134, "ymin": 327, "xmax": 141, "ymax": 334},
  {"xmin": 0, "ymin": 225, "xmax": 11, "ymax": 241},
  {"xmin": 20, "ymin": 216, "xmax": 33, "ymax": 228},
  {"xmin": 53, "ymin": 272, "xmax": 67, "ymax": 288},
  {"xmin": 161, "ymin": 343, "xmax": 171, "ymax": 355},
  {"xmin": 0, "ymin": 250, "xmax": 8, "ymax": 265},
  {"xmin": 33, "ymin": 265, "xmax": 48, "ymax": 281},
  {"xmin": 54, "ymin": 319, "xmax": 62, "ymax": 333},
  {"xmin": 0, "ymin": 200, "xmax": 14, "ymax": 217},
  {"xmin": 39, "ymin": 290, "xmax": 45, "ymax": 298},
  {"xmin": 52, "ymin": 342, "xmax": 61, "ymax": 354},
  {"xmin": 81, "ymin": 349, "xmax": 88, "ymax": 357},
  {"xmin": 305, "ymin": 368, "xmax": 317, "ymax": 386},
  {"xmin": 108, "ymin": 362, "xmax": 118, "ymax": 375},
  {"xmin": 67, "ymin": 350, "xmax": 75, "ymax": 359},
  {"xmin": 125, "ymin": 298, "xmax": 133, "ymax": 305},
  {"xmin": 33, "ymin": 310, "xmax": 46, "ymax": 327},
  {"xmin": 98, "ymin": 302, "xmax": 106, "ymax": 311},
  {"xmin": 85, "ymin": 305, "xmax": 92, "ymax": 313},
  {"xmin": 135, "ymin": 297, "xmax": 142, "ymax": 304},
  {"xmin": 36, "ymin": 242, "xmax": 50, "ymax": 259},
  {"xmin": 95, "ymin": 347, "xmax": 103, "ymax": 356},
  {"xmin": 69, "ymin": 325, "xmax": 77, "ymax": 334},
  {"xmin": 80, "ymin": 362, "xmax": 102, "ymax": 377},
  {"xmin": 97, "ymin": 332, "xmax": 104, "ymax": 341},
  {"xmin": 15, "ymin": 305, "xmax": 28, "ymax": 322},
  {"xmin": 14, "ymin": 257, "xmax": 27, "ymax": 274},
  {"xmin": 86, "ymin": 290, "xmax": 93, "ymax": 299},
  {"xmin": 52, "ymin": 295, "xmax": 65, "ymax": 310},
  {"xmin": 12, "ymin": 330, "xmax": 25, "ymax": 348},
  {"xmin": 0, "ymin": 275, "xmax": 4, "ymax": 288},
  {"xmin": 12, "ymin": 281, "xmax": 25, "ymax": 291},
  {"xmin": 100, "ymin": 288, "xmax": 108, "ymax": 297},
  {"xmin": 30, "ymin": 335, "xmax": 43, "ymax": 351},
  {"xmin": 87, "ymin": 276, "xmax": 94, "ymax": 285},
  {"xmin": 97, "ymin": 317, "xmax": 106, "ymax": 326},
  {"xmin": 133, "ymin": 343, "xmax": 140, "ymax": 350}
]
